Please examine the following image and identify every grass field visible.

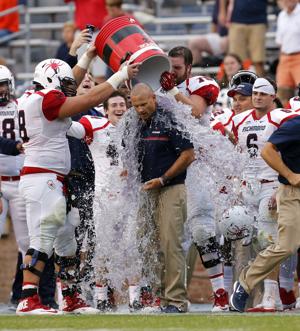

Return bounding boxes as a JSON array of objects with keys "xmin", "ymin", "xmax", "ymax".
[{"xmin": 1, "ymin": 314, "xmax": 300, "ymax": 331}]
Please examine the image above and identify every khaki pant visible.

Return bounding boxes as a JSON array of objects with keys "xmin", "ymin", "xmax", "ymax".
[
  {"xmin": 228, "ymin": 23, "xmax": 266, "ymax": 62},
  {"xmin": 138, "ymin": 184, "xmax": 188, "ymax": 310},
  {"xmin": 240, "ymin": 184, "xmax": 300, "ymax": 293}
]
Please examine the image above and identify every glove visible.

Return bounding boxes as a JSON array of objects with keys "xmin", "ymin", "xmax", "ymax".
[{"xmin": 160, "ymin": 71, "xmax": 176, "ymax": 91}]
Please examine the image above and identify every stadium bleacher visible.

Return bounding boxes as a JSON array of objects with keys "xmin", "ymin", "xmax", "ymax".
[{"xmin": 0, "ymin": 0, "xmax": 280, "ymax": 86}]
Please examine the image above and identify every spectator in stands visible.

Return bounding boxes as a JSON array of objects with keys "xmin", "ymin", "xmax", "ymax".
[
  {"xmin": 0, "ymin": 0, "xmax": 19, "ymax": 39},
  {"xmin": 56, "ymin": 22, "xmax": 92, "ymax": 68},
  {"xmin": 102, "ymin": 0, "xmax": 143, "ymax": 79},
  {"xmin": 219, "ymin": 0, "xmax": 267, "ymax": 76},
  {"xmin": 102, "ymin": 0, "xmax": 142, "ymax": 27},
  {"xmin": 65, "ymin": 0, "xmax": 108, "ymax": 84},
  {"xmin": 214, "ymin": 53, "xmax": 243, "ymax": 110},
  {"xmin": 275, "ymin": 0, "xmax": 300, "ymax": 106},
  {"xmin": 188, "ymin": 0, "xmax": 229, "ymax": 66},
  {"xmin": 64, "ymin": 0, "xmax": 107, "ymax": 31}
]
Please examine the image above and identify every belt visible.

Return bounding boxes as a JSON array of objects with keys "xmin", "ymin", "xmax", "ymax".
[
  {"xmin": 1, "ymin": 175, "xmax": 20, "ymax": 181},
  {"xmin": 260, "ymin": 179, "xmax": 275, "ymax": 184},
  {"xmin": 242, "ymin": 179, "xmax": 274, "ymax": 186}
]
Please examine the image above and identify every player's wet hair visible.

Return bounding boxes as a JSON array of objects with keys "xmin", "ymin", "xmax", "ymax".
[{"xmin": 168, "ymin": 46, "xmax": 193, "ymax": 66}]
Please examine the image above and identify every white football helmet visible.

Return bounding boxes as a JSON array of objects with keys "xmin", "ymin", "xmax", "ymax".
[
  {"xmin": 0, "ymin": 65, "xmax": 15, "ymax": 104},
  {"xmin": 33, "ymin": 59, "xmax": 77, "ymax": 96},
  {"xmin": 219, "ymin": 205, "xmax": 254, "ymax": 241}
]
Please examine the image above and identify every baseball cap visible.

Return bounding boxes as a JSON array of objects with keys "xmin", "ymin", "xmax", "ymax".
[{"xmin": 227, "ymin": 83, "xmax": 253, "ymax": 97}]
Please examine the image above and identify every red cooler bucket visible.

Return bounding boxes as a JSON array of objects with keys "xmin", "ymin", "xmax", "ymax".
[{"xmin": 95, "ymin": 16, "xmax": 170, "ymax": 90}]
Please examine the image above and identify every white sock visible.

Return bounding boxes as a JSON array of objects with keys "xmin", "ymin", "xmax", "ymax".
[
  {"xmin": 224, "ymin": 265, "xmax": 233, "ymax": 295},
  {"xmin": 129, "ymin": 285, "xmax": 140, "ymax": 305},
  {"xmin": 274, "ymin": 282, "xmax": 283, "ymax": 307},
  {"xmin": 56, "ymin": 279, "xmax": 63, "ymax": 310},
  {"xmin": 206, "ymin": 262, "xmax": 224, "ymax": 292},
  {"xmin": 262, "ymin": 279, "xmax": 277, "ymax": 308},
  {"xmin": 95, "ymin": 285, "xmax": 108, "ymax": 301}
]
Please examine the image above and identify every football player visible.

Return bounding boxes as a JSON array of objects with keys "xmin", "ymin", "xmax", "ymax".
[
  {"xmin": 15, "ymin": 49, "xmax": 140, "ymax": 315},
  {"xmin": 160, "ymin": 46, "xmax": 228, "ymax": 312},
  {"xmin": 231, "ymin": 77, "xmax": 283, "ymax": 312}
]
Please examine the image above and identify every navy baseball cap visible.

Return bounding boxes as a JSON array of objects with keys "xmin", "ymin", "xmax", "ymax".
[{"xmin": 227, "ymin": 83, "xmax": 253, "ymax": 97}]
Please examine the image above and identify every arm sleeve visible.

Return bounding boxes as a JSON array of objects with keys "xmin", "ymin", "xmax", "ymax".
[
  {"xmin": 42, "ymin": 90, "xmax": 67, "ymax": 121},
  {"xmin": 0, "ymin": 137, "xmax": 20, "ymax": 156},
  {"xmin": 79, "ymin": 117, "xmax": 94, "ymax": 142},
  {"xmin": 191, "ymin": 84, "xmax": 220, "ymax": 106},
  {"xmin": 67, "ymin": 121, "xmax": 86, "ymax": 139}
]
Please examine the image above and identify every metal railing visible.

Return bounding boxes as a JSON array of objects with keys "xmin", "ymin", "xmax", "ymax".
[{"xmin": 0, "ymin": 4, "xmax": 74, "ymax": 75}]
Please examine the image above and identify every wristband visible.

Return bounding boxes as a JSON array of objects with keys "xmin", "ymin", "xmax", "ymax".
[
  {"xmin": 168, "ymin": 87, "xmax": 179, "ymax": 96},
  {"xmin": 77, "ymin": 52, "xmax": 92, "ymax": 70},
  {"xmin": 107, "ymin": 66, "xmax": 129, "ymax": 90},
  {"xmin": 160, "ymin": 175, "xmax": 171, "ymax": 186}
]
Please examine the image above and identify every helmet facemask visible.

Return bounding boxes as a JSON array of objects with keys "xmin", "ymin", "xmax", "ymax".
[
  {"xmin": 0, "ymin": 80, "xmax": 12, "ymax": 105},
  {"xmin": 59, "ymin": 77, "xmax": 77, "ymax": 97}
]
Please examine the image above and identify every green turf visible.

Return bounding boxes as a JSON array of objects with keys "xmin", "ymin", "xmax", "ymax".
[{"xmin": 1, "ymin": 315, "xmax": 300, "ymax": 331}]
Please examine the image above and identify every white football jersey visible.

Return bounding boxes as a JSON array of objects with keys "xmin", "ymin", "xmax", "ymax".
[
  {"xmin": 210, "ymin": 107, "xmax": 234, "ymax": 132},
  {"xmin": 20, "ymin": 88, "xmax": 71, "ymax": 175},
  {"xmin": 177, "ymin": 76, "xmax": 220, "ymax": 125},
  {"xmin": 232, "ymin": 109, "xmax": 278, "ymax": 181},
  {"xmin": 0, "ymin": 100, "xmax": 24, "ymax": 175},
  {"xmin": 78, "ymin": 115, "xmax": 124, "ymax": 190},
  {"xmin": 288, "ymin": 96, "xmax": 300, "ymax": 111}
]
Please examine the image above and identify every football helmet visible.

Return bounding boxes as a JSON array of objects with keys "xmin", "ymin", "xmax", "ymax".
[
  {"xmin": 229, "ymin": 70, "xmax": 258, "ymax": 88},
  {"xmin": 0, "ymin": 65, "xmax": 15, "ymax": 105},
  {"xmin": 33, "ymin": 59, "xmax": 77, "ymax": 96},
  {"xmin": 219, "ymin": 205, "xmax": 254, "ymax": 241}
]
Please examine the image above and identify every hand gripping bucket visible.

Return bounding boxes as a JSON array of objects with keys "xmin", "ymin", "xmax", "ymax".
[{"xmin": 95, "ymin": 16, "xmax": 171, "ymax": 90}]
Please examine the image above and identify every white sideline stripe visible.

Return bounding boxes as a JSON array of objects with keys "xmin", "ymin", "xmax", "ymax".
[{"xmin": 0, "ymin": 329, "xmax": 248, "ymax": 331}]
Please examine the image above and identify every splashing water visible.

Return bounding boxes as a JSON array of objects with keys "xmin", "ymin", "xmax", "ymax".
[{"xmin": 91, "ymin": 93, "xmax": 248, "ymax": 301}]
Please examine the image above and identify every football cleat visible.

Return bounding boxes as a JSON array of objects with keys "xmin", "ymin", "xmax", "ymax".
[
  {"xmin": 279, "ymin": 288, "xmax": 296, "ymax": 310},
  {"xmin": 62, "ymin": 291, "xmax": 99, "ymax": 314},
  {"xmin": 230, "ymin": 281, "xmax": 249, "ymax": 313},
  {"xmin": 97, "ymin": 286, "xmax": 116, "ymax": 312},
  {"xmin": 161, "ymin": 304, "xmax": 185, "ymax": 313},
  {"xmin": 16, "ymin": 295, "xmax": 60, "ymax": 315},
  {"xmin": 211, "ymin": 288, "xmax": 229, "ymax": 312}
]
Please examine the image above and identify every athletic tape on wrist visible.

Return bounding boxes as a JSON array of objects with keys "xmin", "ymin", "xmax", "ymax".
[{"xmin": 77, "ymin": 53, "xmax": 92, "ymax": 70}]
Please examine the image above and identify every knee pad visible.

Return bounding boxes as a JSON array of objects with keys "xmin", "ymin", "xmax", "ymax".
[
  {"xmin": 21, "ymin": 248, "xmax": 48, "ymax": 278},
  {"xmin": 195, "ymin": 237, "xmax": 222, "ymax": 269},
  {"xmin": 56, "ymin": 255, "xmax": 79, "ymax": 281}
]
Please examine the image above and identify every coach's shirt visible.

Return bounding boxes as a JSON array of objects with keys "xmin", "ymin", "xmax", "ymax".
[
  {"xmin": 138, "ymin": 106, "xmax": 193, "ymax": 185},
  {"xmin": 268, "ymin": 116, "xmax": 300, "ymax": 185}
]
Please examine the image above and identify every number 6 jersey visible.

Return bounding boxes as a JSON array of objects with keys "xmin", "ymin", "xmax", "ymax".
[
  {"xmin": 0, "ymin": 99, "xmax": 24, "ymax": 176},
  {"xmin": 232, "ymin": 108, "xmax": 278, "ymax": 182}
]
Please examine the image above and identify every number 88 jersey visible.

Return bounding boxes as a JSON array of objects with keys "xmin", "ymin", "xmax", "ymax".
[
  {"xmin": 232, "ymin": 108, "xmax": 277, "ymax": 182},
  {"xmin": 0, "ymin": 99, "xmax": 24, "ymax": 175}
]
